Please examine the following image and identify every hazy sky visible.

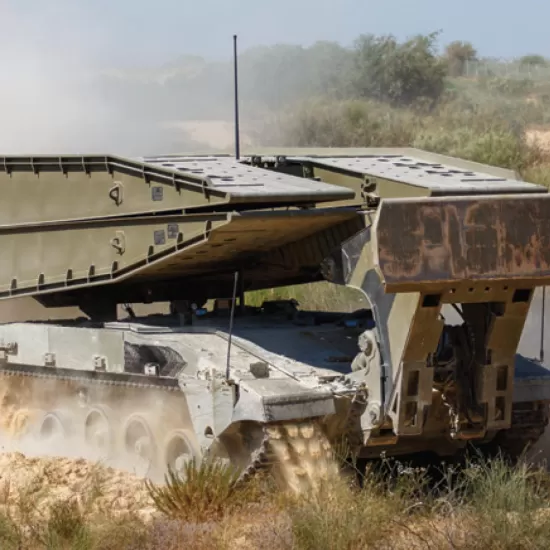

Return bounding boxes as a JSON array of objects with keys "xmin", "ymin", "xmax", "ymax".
[
  {"xmin": 0, "ymin": 0, "xmax": 547, "ymax": 154},
  {"xmin": 4, "ymin": 0, "xmax": 550, "ymax": 67}
]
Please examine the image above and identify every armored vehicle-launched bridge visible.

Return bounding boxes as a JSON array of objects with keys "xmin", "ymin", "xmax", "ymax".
[{"xmin": 0, "ymin": 147, "xmax": 549, "ymax": 487}]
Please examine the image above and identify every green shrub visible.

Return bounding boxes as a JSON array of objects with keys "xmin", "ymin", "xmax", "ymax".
[
  {"xmin": 351, "ymin": 32, "xmax": 447, "ymax": 107},
  {"xmin": 246, "ymin": 282, "xmax": 367, "ymax": 312},
  {"xmin": 413, "ymin": 126, "xmax": 541, "ymax": 172}
]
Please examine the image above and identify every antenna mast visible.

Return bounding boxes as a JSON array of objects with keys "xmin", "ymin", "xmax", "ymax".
[
  {"xmin": 541, "ymin": 287, "xmax": 546, "ymax": 363},
  {"xmin": 233, "ymin": 34, "xmax": 241, "ymax": 160},
  {"xmin": 226, "ymin": 271, "xmax": 239, "ymax": 380}
]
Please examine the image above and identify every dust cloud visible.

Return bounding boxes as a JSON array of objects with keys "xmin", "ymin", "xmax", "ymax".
[
  {"xmin": 0, "ymin": 372, "xmax": 185, "ymax": 476},
  {"xmin": 0, "ymin": 370, "xmax": 192, "ymax": 517},
  {"xmin": 267, "ymin": 421, "xmax": 340, "ymax": 495},
  {"xmin": 0, "ymin": 384, "xmax": 157, "ymax": 519},
  {"xmin": 0, "ymin": 452, "xmax": 155, "ymax": 520},
  {"xmin": 0, "ymin": 6, "xmax": 106, "ymax": 153},
  {"xmin": 0, "ymin": 5, "xmax": 192, "ymax": 513},
  {"xmin": 0, "ymin": 4, "xmax": 200, "ymax": 157}
]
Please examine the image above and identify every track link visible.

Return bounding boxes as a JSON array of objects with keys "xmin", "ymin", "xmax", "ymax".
[{"xmin": 263, "ymin": 420, "xmax": 340, "ymax": 493}]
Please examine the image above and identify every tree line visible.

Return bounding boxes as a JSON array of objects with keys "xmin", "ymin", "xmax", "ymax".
[{"xmin": 95, "ymin": 32, "xmax": 550, "ymax": 122}]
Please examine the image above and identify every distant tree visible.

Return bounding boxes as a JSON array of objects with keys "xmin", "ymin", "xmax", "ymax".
[
  {"xmin": 519, "ymin": 54, "xmax": 548, "ymax": 67},
  {"xmin": 444, "ymin": 41, "xmax": 477, "ymax": 77},
  {"xmin": 234, "ymin": 42, "xmax": 355, "ymax": 108},
  {"xmin": 305, "ymin": 41, "xmax": 355, "ymax": 99},
  {"xmin": 351, "ymin": 32, "xmax": 446, "ymax": 107}
]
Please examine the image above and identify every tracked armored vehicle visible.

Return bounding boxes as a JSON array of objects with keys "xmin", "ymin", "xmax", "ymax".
[{"xmin": 0, "ymin": 147, "xmax": 550, "ymax": 488}]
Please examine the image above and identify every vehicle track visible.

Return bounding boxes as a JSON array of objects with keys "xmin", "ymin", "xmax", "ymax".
[{"xmin": 0, "ymin": 366, "xmax": 341, "ymax": 494}]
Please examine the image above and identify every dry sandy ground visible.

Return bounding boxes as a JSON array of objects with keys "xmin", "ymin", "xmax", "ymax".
[
  {"xmin": 0, "ymin": 299, "xmax": 171, "ymax": 523},
  {"xmin": 0, "ymin": 452, "xmax": 155, "ymax": 520}
]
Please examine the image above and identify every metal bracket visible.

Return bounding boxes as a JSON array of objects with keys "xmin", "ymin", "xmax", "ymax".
[
  {"xmin": 151, "ymin": 186, "xmax": 163, "ymax": 201},
  {"xmin": 0, "ymin": 341, "xmax": 17, "ymax": 355},
  {"xmin": 144, "ymin": 363, "xmax": 160, "ymax": 376},
  {"xmin": 361, "ymin": 177, "xmax": 379, "ymax": 207},
  {"xmin": 92, "ymin": 355, "xmax": 107, "ymax": 372},
  {"xmin": 0, "ymin": 341, "xmax": 17, "ymax": 366},
  {"xmin": 110, "ymin": 231, "xmax": 126, "ymax": 255},
  {"xmin": 108, "ymin": 182, "xmax": 124, "ymax": 206}
]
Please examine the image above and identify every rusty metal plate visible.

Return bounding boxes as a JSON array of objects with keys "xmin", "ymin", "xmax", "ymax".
[{"xmin": 374, "ymin": 194, "xmax": 550, "ymax": 287}]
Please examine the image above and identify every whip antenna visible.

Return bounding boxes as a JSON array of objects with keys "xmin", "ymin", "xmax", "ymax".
[
  {"xmin": 233, "ymin": 34, "xmax": 241, "ymax": 160},
  {"xmin": 226, "ymin": 271, "xmax": 239, "ymax": 380},
  {"xmin": 541, "ymin": 287, "xmax": 546, "ymax": 363}
]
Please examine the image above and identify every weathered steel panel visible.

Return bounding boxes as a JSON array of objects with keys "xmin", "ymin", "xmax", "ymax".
[{"xmin": 374, "ymin": 194, "xmax": 550, "ymax": 287}]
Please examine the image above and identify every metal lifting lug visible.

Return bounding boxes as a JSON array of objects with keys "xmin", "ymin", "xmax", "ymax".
[
  {"xmin": 110, "ymin": 231, "xmax": 126, "ymax": 255},
  {"xmin": 108, "ymin": 182, "xmax": 124, "ymax": 206}
]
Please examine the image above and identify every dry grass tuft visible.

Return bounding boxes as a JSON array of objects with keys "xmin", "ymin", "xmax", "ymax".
[
  {"xmin": 271, "ymin": 454, "xmax": 550, "ymax": 550},
  {"xmin": 1, "ymin": 451, "xmax": 550, "ymax": 549},
  {"xmin": 145, "ymin": 457, "xmax": 266, "ymax": 523}
]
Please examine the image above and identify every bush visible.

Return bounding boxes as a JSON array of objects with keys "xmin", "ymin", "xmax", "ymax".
[
  {"xmin": 413, "ymin": 125, "xmax": 542, "ymax": 172},
  {"xmin": 453, "ymin": 456, "xmax": 550, "ymax": 549},
  {"xmin": 282, "ymin": 455, "xmax": 550, "ymax": 550},
  {"xmin": 477, "ymin": 75, "xmax": 535, "ymax": 97},
  {"xmin": 246, "ymin": 281, "xmax": 367, "ymax": 312},
  {"xmin": 520, "ymin": 54, "xmax": 548, "ymax": 68},
  {"xmin": 351, "ymin": 32, "xmax": 447, "ymax": 107},
  {"xmin": 285, "ymin": 474, "xmax": 398, "ymax": 550},
  {"xmin": 445, "ymin": 40, "xmax": 478, "ymax": 77},
  {"xmin": 273, "ymin": 98, "xmax": 419, "ymax": 147},
  {"xmin": 145, "ymin": 458, "xmax": 262, "ymax": 523},
  {"xmin": 270, "ymin": 94, "xmax": 544, "ymax": 175}
]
